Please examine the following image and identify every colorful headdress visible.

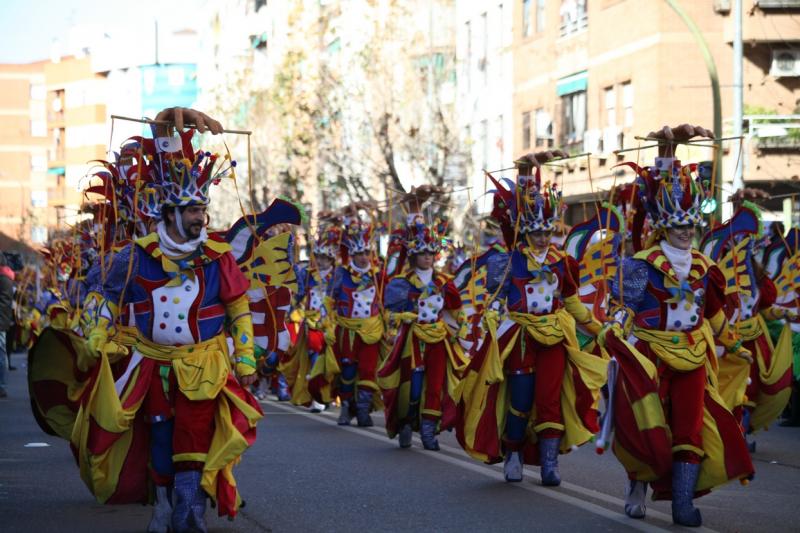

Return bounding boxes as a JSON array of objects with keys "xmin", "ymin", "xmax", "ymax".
[
  {"xmin": 621, "ymin": 159, "xmax": 711, "ymax": 230},
  {"xmin": 313, "ymin": 225, "xmax": 341, "ymax": 258},
  {"xmin": 341, "ymin": 217, "xmax": 373, "ymax": 256},
  {"xmin": 614, "ymin": 159, "xmax": 713, "ymax": 250},
  {"xmin": 488, "ymin": 168, "xmax": 565, "ymax": 244},
  {"xmin": 130, "ymin": 129, "xmax": 235, "ymax": 208},
  {"xmin": 404, "ymin": 213, "xmax": 446, "ymax": 255}
]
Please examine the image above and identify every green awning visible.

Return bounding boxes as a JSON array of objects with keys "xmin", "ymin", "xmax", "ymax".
[
  {"xmin": 47, "ymin": 167, "xmax": 65, "ymax": 174},
  {"xmin": 556, "ymin": 71, "xmax": 588, "ymax": 96}
]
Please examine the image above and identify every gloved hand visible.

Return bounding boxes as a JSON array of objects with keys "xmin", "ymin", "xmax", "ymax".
[
  {"xmin": 598, "ymin": 322, "xmax": 623, "ymax": 349},
  {"xmin": 733, "ymin": 345, "xmax": 753, "ymax": 364},
  {"xmin": 87, "ymin": 318, "xmax": 111, "ymax": 357}
]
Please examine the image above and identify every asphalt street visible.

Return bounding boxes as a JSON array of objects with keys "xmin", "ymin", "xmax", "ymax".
[{"xmin": 1, "ymin": 349, "xmax": 798, "ymax": 532}]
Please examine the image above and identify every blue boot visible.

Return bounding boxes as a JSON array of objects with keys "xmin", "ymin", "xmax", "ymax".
[
  {"xmin": 504, "ymin": 451, "xmax": 523, "ymax": 482},
  {"xmin": 538, "ymin": 437, "xmax": 561, "ymax": 486},
  {"xmin": 398, "ymin": 424, "xmax": 412, "ymax": 448},
  {"xmin": 420, "ymin": 419, "xmax": 440, "ymax": 450},
  {"xmin": 671, "ymin": 462, "xmax": 702, "ymax": 527},
  {"xmin": 356, "ymin": 389, "xmax": 374, "ymax": 427},
  {"xmin": 172, "ymin": 470, "xmax": 207, "ymax": 533},
  {"xmin": 338, "ymin": 399, "xmax": 353, "ymax": 425},
  {"xmin": 277, "ymin": 374, "xmax": 291, "ymax": 402}
]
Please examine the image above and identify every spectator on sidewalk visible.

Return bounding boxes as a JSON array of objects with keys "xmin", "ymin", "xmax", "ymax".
[{"xmin": 0, "ymin": 254, "xmax": 14, "ymax": 398}]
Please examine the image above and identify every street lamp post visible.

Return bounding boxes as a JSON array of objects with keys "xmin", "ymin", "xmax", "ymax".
[{"xmin": 664, "ymin": 0, "xmax": 723, "ymax": 217}]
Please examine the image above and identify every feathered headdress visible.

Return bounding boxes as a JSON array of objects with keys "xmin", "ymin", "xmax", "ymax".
[
  {"xmin": 404, "ymin": 213, "xmax": 446, "ymax": 255},
  {"xmin": 488, "ymin": 167, "xmax": 565, "ymax": 245},
  {"xmin": 341, "ymin": 216, "xmax": 373, "ymax": 257},
  {"xmin": 615, "ymin": 159, "xmax": 713, "ymax": 250},
  {"xmin": 130, "ymin": 129, "xmax": 235, "ymax": 208},
  {"xmin": 313, "ymin": 225, "xmax": 341, "ymax": 258}
]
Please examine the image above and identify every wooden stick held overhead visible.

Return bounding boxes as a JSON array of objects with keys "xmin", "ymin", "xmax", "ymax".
[{"xmin": 110, "ymin": 115, "xmax": 252, "ymax": 136}]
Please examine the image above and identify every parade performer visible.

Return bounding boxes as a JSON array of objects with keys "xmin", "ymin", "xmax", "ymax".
[
  {"xmin": 223, "ymin": 211, "xmax": 304, "ymax": 403},
  {"xmin": 456, "ymin": 151, "xmax": 607, "ymax": 486},
  {"xmin": 599, "ymin": 125, "xmax": 755, "ymax": 527},
  {"xmin": 28, "ymin": 140, "xmax": 160, "ymax": 442},
  {"xmin": 563, "ymin": 203, "xmax": 624, "ymax": 352},
  {"xmin": 282, "ymin": 223, "xmax": 339, "ymax": 412},
  {"xmin": 77, "ymin": 108, "xmax": 262, "ymax": 533},
  {"xmin": 762, "ymin": 227, "xmax": 800, "ymax": 426},
  {"xmin": 310, "ymin": 213, "xmax": 384, "ymax": 427},
  {"xmin": 700, "ymin": 200, "xmax": 794, "ymax": 449},
  {"xmin": 380, "ymin": 213, "xmax": 468, "ymax": 450}
]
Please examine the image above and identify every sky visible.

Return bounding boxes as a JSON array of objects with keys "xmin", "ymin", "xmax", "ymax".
[{"xmin": 0, "ymin": 0, "xmax": 202, "ymax": 63}]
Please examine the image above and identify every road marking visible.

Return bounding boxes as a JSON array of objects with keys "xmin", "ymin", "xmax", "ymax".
[
  {"xmin": 265, "ymin": 400, "xmax": 718, "ymax": 532},
  {"xmin": 23, "ymin": 442, "xmax": 50, "ymax": 448}
]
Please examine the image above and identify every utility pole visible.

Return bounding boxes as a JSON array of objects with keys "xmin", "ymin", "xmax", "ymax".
[
  {"xmin": 732, "ymin": 0, "xmax": 744, "ymax": 194},
  {"xmin": 665, "ymin": 0, "xmax": 723, "ymax": 218}
]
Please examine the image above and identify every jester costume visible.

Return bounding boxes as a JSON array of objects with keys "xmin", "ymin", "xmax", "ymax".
[
  {"xmin": 282, "ymin": 225, "xmax": 339, "ymax": 411},
  {"xmin": 701, "ymin": 205, "xmax": 793, "ymax": 446},
  {"xmin": 76, "ymin": 130, "xmax": 263, "ymax": 533},
  {"xmin": 223, "ymin": 215, "xmax": 301, "ymax": 403},
  {"xmin": 600, "ymin": 158, "xmax": 754, "ymax": 527},
  {"xmin": 762, "ymin": 227, "xmax": 800, "ymax": 425},
  {"xmin": 379, "ymin": 215, "xmax": 469, "ymax": 450},
  {"xmin": 456, "ymin": 171, "xmax": 606, "ymax": 486},
  {"xmin": 309, "ymin": 219, "xmax": 384, "ymax": 426}
]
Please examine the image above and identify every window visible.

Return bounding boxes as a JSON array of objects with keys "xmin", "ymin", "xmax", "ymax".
[
  {"xmin": 604, "ymin": 86, "xmax": 616, "ymax": 127},
  {"xmin": 560, "ymin": 0, "xmax": 587, "ymax": 36},
  {"xmin": 560, "ymin": 90, "xmax": 587, "ymax": 146},
  {"xmin": 522, "ymin": 0, "xmax": 532, "ymax": 37},
  {"xmin": 31, "ymin": 226, "xmax": 47, "ymax": 244},
  {"xmin": 481, "ymin": 12, "xmax": 488, "ymax": 86},
  {"xmin": 254, "ymin": 0, "xmax": 267, "ymax": 11},
  {"xmin": 30, "ymin": 120, "xmax": 47, "ymax": 137},
  {"xmin": 536, "ymin": 0, "xmax": 546, "ymax": 33},
  {"xmin": 480, "ymin": 119, "xmax": 489, "ymax": 169},
  {"xmin": 31, "ymin": 155, "xmax": 47, "ymax": 171},
  {"xmin": 464, "ymin": 21, "xmax": 471, "ymax": 90},
  {"xmin": 30, "ymin": 84, "xmax": 46, "ymax": 100},
  {"xmin": 534, "ymin": 108, "xmax": 553, "ymax": 147},
  {"xmin": 622, "ymin": 81, "xmax": 634, "ymax": 127},
  {"xmin": 522, "ymin": 111, "xmax": 531, "ymax": 149},
  {"xmin": 498, "ymin": 3, "xmax": 504, "ymax": 40},
  {"xmin": 498, "ymin": 4, "xmax": 504, "ymax": 76},
  {"xmin": 496, "ymin": 114, "xmax": 505, "ymax": 162}
]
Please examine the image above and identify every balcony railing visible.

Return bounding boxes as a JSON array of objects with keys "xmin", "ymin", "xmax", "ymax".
[
  {"xmin": 756, "ymin": 0, "xmax": 800, "ymax": 8},
  {"xmin": 561, "ymin": 11, "xmax": 589, "ymax": 37},
  {"xmin": 735, "ymin": 114, "xmax": 800, "ymax": 152}
]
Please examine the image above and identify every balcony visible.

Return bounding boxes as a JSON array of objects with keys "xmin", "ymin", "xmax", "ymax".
[
  {"xmin": 743, "ymin": 115, "xmax": 800, "ymax": 152},
  {"xmin": 560, "ymin": 0, "xmax": 588, "ymax": 37},
  {"xmin": 756, "ymin": 0, "xmax": 800, "ymax": 8}
]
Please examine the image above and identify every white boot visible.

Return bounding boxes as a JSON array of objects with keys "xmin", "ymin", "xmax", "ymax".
[
  {"xmin": 147, "ymin": 485, "xmax": 172, "ymax": 533},
  {"xmin": 504, "ymin": 451, "xmax": 523, "ymax": 482},
  {"xmin": 624, "ymin": 479, "xmax": 647, "ymax": 519},
  {"xmin": 310, "ymin": 400, "xmax": 326, "ymax": 413}
]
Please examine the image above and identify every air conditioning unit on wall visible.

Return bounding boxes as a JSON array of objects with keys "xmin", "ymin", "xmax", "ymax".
[{"xmin": 770, "ymin": 49, "xmax": 800, "ymax": 77}]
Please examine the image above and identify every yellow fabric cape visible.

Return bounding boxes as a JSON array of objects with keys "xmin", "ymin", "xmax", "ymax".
[
  {"xmin": 718, "ymin": 316, "xmax": 793, "ymax": 431},
  {"xmin": 71, "ymin": 334, "xmax": 263, "ymax": 515},
  {"xmin": 307, "ymin": 314, "xmax": 385, "ymax": 405},
  {"xmin": 603, "ymin": 323, "xmax": 755, "ymax": 493},
  {"xmin": 377, "ymin": 317, "xmax": 469, "ymax": 435},
  {"xmin": 457, "ymin": 309, "xmax": 607, "ymax": 462}
]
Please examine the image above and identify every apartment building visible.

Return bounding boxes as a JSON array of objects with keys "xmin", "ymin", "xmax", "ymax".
[
  {"xmin": 456, "ymin": 0, "xmax": 514, "ymax": 216},
  {"xmin": 44, "ymin": 55, "xmax": 107, "ymax": 229},
  {"xmin": 512, "ymin": 0, "xmax": 799, "ymax": 226},
  {"xmin": 0, "ymin": 62, "xmax": 49, "ymax": 243}
]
